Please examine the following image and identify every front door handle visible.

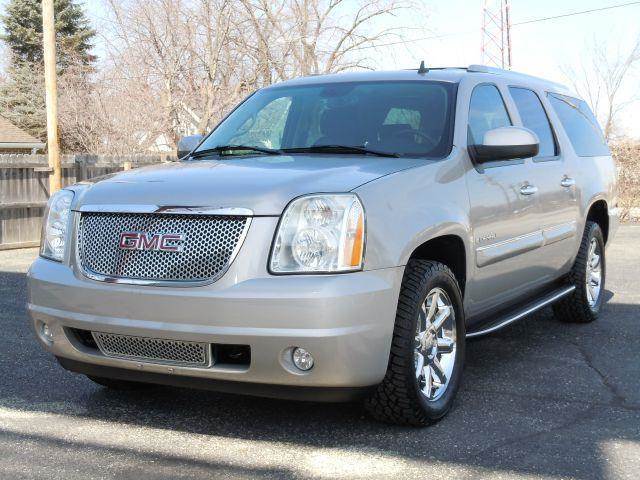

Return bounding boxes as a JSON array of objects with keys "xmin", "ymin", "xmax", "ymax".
[
  {"xmin": 560, "ymin": 177, "xmax": 576, "ymax": 188},
  {"xmin": 520, "ymin": 184, "xmax": 538, "ymax": 196}
]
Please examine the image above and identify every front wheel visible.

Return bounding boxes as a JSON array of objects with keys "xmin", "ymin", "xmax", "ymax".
[
  {"xmin": 553, "ymin": 221, "xmax": 606, "ymax": 323},
  {"xmin": 365, "ymin": 260, "xmax": 465, "ymax": 426}
]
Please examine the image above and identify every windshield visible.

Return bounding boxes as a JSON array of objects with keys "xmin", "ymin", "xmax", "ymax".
[{"xmin": 194, "ymin": 81, "xmax": 456, "ymax": 158}]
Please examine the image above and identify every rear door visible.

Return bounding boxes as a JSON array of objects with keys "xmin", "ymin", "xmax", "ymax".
[
  {"xmin": 508, "ymin": 86, "xmax": 579, "ymax": 279},
  {"xmin": 464, "ymin": 82, "xmax": 543, "ymax": 316}
]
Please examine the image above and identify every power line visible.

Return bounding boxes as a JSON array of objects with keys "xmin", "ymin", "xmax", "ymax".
[
  {"xmin": 351, "ymin": 30, "xmax": 475, "ymax": 51},
  {"xmin": 513, "ymin": 1, "xmax": 640, "ymax": 26},
  {"xmin": 352, "ymin": 0, "xmax": 640, "ymax": 51}
]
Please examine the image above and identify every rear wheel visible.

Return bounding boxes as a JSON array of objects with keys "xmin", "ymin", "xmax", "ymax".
[
  {"xmin": 365, "ymin": 260, "xmax": 465, "ymax": 426},
  {"xmin": 553, "ymin": 221, "xmax": 606, "ymax": 323}
]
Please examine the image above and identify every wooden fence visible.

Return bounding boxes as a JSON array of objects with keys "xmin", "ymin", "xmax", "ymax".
[{"xmin": 0, "ymin": 154, "xmax": 170, "ymax": 250}]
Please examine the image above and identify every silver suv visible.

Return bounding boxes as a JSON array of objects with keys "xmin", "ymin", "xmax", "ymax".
[{"xmin": 28, "ymin": 65, "xmax": 618, "ymax": 425}]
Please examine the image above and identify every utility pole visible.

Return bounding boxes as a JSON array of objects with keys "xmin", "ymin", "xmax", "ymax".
[
  {"xmin": 42, "ymin": 0, "xmax": 62, "ymax": 195},
  {"xmin": 481, "ymin": 0, "xmax": 512, "ymax": 69}
]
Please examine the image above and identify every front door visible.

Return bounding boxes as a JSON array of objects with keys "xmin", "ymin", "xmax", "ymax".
[{"xmin": 464, "ymin": 83, "xmax": 543, "ymax": 317}]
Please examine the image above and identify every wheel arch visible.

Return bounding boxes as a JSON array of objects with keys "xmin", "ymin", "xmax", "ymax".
[
  {"xmin": 586, "ymin": 199, "xmax": 609, "ymax": 244},
  {"xmin": 407, "ymin": 233, "xmax": 468, "ymax": 295}
]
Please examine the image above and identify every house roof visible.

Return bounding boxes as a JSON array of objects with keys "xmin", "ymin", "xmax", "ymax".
[{"xmin": 0, "ymin": 116, "xmax": 45, "ymax": 150}]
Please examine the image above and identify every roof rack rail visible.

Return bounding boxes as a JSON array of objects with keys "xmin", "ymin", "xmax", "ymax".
[
  {"xmin": 427, "ymin": 66, "xmax": 468, "ymax": 71},
  {"xmin": 468, "ymin": 64, "xmax": 505, "ymax": 74},
  {"xmin": 466, "ymin": 64, "xmax": 571, "ymax": 91},
  {"xmin": 402, "ymin": 66, "xmax": 468, "ymax": 72}
]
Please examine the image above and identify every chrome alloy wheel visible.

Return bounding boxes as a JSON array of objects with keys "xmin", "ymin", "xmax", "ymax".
[
  {"xmin": 586, "ymin": 238, "xmax": 602, "ymax": 307},
  {"xmin": 414, "ymin": 287, "xmax": 457, "ymax": 402}
]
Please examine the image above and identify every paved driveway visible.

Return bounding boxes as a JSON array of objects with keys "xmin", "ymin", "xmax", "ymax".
[{"xmin": 1, "ymin": 227, "xmax": 639, "ymax": 479}]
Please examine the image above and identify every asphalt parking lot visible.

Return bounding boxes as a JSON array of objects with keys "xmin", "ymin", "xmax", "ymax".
[{"xmin": 1, "ymin": 226, "xmax": 639, "ymax": 480}]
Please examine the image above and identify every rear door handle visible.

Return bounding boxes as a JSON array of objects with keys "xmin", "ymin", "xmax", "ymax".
[
  {"xmin": 560, "ymin": 177, "xmax": 576, "ymax": 188},
  {"xmin": 520, "ymin": 184, "xmax": 538, "ymax": 196}
]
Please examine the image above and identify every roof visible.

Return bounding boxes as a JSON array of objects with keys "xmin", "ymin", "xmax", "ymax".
[
  {"xmin": 267, "ymin": 65, "xmax": 576, "ymax": 97},
  {"xmin": 269, "ymin": 68, "xmax": 467, "ymax": 88},
  {"xmin": 0, "ymin": 116, "xmax": 45, "ymax": 150}
]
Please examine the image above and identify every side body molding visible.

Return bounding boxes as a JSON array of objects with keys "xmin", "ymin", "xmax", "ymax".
[
  {"xmin": 542, "ymin": 221, "xmax": 577, "ymax": 246},
  {"xmin": 476, "ymin": 231, "xmax": 543, "ymax": 267},
  {"xmin": 475, "ymin": 220, "xmax": 577, "ymax": 268}
]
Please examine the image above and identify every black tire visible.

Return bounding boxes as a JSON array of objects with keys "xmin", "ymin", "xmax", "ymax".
[
  {"xmin": 86, "ymin": 375, "xmax": 153, "ymax": 391},
  {"xmin": 364, "ymin": 260, "xmax": 466, "ymax": 426},
  {"xmin": 553, "ymin": 221, "xmax": 606, "ymax": 323}
]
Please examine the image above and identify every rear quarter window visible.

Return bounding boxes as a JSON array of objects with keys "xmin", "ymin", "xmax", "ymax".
[{"xmin": 547, "ymin": 93, "xmax": 609, "ymax": 157}]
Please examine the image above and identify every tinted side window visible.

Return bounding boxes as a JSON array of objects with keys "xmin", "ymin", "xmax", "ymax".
[
  {"xmin": 468, "ymin": 84, "xmax": 512, "ymax": 144},
  {"xmin": 548, "ymin": 93, "xmax": 609, "ymax": 157},
  {"xmin": 509, "ymin": 87, "xmax": 557, "ymax": 158}
]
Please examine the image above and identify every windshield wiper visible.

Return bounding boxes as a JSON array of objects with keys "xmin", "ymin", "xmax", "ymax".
[
  {"xmin": 191, "ymin": 145, "xmax": 283, "ymax": 158},
  {"xmin": 282, "ymin": 145, "xmax": 399, "ymax": 158}
]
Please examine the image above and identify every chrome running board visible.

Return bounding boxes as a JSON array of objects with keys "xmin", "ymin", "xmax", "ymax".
[{"xmin": 466, "ymin": 285, "xmax": 576, "ymax": 338}]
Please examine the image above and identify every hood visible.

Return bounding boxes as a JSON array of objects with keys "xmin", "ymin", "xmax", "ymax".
[{"xmin": 75, "ymin": 155, "xmax": 425, "ymax": 215}]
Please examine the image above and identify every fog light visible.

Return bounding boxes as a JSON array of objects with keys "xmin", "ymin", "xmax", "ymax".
[
  {"xmin": 292, "ymin": 347, "xmax": 314, "ymax": 371},
  {"xmin": 41, "ymin": 323, "xmax": 54, "ymax": 342}
]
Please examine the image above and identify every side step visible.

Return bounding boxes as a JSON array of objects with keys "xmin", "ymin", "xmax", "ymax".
[{"xmin": 466, "ymin": 285, "xmax": 575, "ymax": 338}]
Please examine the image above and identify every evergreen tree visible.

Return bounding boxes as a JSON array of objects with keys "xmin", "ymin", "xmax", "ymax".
[
  {"xmin": 0, "ymin": 62, "xmax": 46, "ymax": 140},
  {"xmin": 0, "ymin": 0, "xmax": 95, "ymax": 141},
  {"xmin": 1, "ymin": 0, "xmax": 95, "ymax": 67}
]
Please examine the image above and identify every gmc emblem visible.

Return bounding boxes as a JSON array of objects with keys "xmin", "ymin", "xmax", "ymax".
[{"xmin": 118, "ymin": 232, "xmax": 185, "ymax": 252}]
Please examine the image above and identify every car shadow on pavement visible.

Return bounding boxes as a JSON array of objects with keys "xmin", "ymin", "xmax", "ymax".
[
  {"xmin": 2, "ymin": 268, "xmax": 639, "ymax": 479},
  {"xmin": 0, "ymin": 429, "xmax": 303, "ymax": 479}
]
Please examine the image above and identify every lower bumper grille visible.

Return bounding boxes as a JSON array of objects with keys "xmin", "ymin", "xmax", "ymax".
[{"xmin": 92, "ymin": 331, "xmax": 211, "ymax": 367}]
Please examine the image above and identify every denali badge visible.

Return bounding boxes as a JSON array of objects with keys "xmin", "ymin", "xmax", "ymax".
[{"xmin": 118, "ymin": 232, "xmax": 186, "ymax": 252}]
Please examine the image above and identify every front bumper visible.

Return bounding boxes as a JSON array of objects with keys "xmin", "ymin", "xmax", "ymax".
[{"xmin": 28, "ymin": 255, "xmax": 403, "ymax": 399}]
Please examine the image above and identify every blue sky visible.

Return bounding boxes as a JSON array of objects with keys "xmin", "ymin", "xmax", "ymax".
[
  {"xmin": 383, "ymin": 0, "xmax": 639, "ymax": 71},
  {"xmin": 82, "ymin": 0, "xmax": 640, "ymax": 137},
  {"xmin": 2, "ymin": 0, "xmax": 639, "ymax": 137},
  {"xmin": 377, "ymin": 0, "xmax": 640, "ymax": 137}
]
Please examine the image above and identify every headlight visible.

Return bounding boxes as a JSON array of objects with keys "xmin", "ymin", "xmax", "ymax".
[
  {"xmin": 40, "ymin": 189, "xmax": 74, "ymax": 261},
  {"xmin": 270, "ymin": 194, "xmax": 365, "ymax": 273}
]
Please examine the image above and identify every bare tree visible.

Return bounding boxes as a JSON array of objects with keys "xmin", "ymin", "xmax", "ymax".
[
  {"xmin": 563, "ymin": 35, "xmax": 640, "ymax": 140},
  {"xmin": 96, "ymin": 0, "xmax": 409, "ymax": 150},
  {"xmin": 58, "ymin": 62, "xmax": 168, "ymax": 154},
  {"xmin": 238, "ymin": 0, "xmax": 408, "ymax": 78},
  {"xmin": 39, "ymin": 0, "xmax": 413, "ymax": 154},
  {"xmin": 101, "ymin": 0, "xmax": 197, "ymax": 146}
]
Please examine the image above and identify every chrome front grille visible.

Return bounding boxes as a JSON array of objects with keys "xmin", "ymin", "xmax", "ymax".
[
  {"xmin": 77, "ymin": 212, "xmax": 249, "ymax": 284},
  {"xmin": 92, "ymin": 332, "xmax": 211, "ymax": 367}
]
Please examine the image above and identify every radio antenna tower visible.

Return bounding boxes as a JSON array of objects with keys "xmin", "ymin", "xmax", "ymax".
[{"xmin": 481, "ymin": 0, "xmax": 512, "ymax": 69}]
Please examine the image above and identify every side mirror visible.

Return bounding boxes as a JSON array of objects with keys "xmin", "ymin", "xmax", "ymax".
[
  {"xmin": 177, "ymin": 134, "xmax": 204, "ymax": 159},
  {"xmin": 470, "ymin": 126, "xmax": 539, "ymax": 164}
]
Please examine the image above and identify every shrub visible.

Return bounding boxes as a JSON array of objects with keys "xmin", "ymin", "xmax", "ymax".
[{"xmin": 611, "ymin": 140, "xmax": 640, "ymax": 221}]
